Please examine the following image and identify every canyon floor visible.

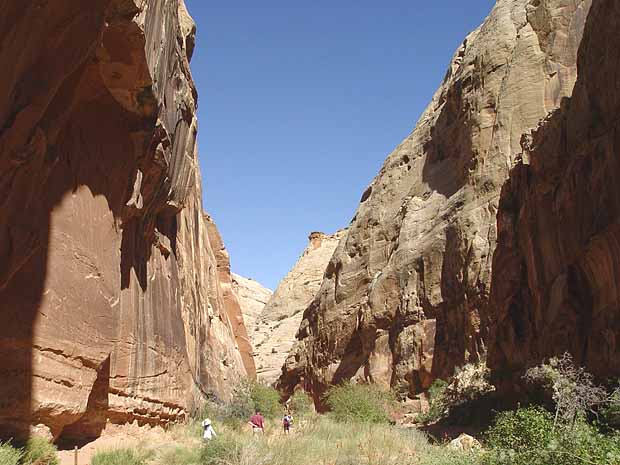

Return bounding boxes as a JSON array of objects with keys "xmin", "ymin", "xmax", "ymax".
[{"xmin": 55, "ymin": 417, "xmax": 473, "ymax": 465}]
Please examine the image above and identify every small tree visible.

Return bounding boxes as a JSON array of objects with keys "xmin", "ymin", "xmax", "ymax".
[
  {"xmin": 250, "ymin": 382, "xmax": 281, "ymax": 418},
  {"xmin": 325, "ymin": 382, "xmax": 394, "ymax": 423},
  {"xmin": 225, "ymin": 379, "xmax": 254, "ymax": 420},
  {"xmin": 524, "ymin": 353, "xmax": 608, "ymax": 428},
  {"xmin": 287, "ymin": 391, "xmax": 314, "ymax": 416}
]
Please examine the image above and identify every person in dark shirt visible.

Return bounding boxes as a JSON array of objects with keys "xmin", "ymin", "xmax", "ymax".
[
  {"xmin": 249, "ymin": 410, "xmax": 265, "ymax": 434},
  {"xmin": 282, "ymin": 413, "xmax": 293, "ymax": 435}
]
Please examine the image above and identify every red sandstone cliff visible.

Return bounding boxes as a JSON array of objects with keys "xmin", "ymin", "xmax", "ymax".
[
  {"xmin": 488, "ymin": 0, "xmax": 620, "ymax": 392},
  {"xmin": 0, "ymin": 0, "xmax": 251, "ymax": 443},
  {"xmin": 279, "ymin": 0, "xmax": 592, "ymax": 404}
]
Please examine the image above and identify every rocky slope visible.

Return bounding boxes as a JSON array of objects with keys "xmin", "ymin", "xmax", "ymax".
[
  {"xmin": 279, "ymin": 0, "xmax": 591, "ymax": 403},
  {"xmin": 0, "ymin": 0, "xmax": 251, "ymax": 443},
  {"xmin": 488, "ymin": 0, "xmax": 620, "ymax": 392},
  {"xmin": 231, "ymin": 274, "xmax": 273, "ymax": 335},
  {"xmin": 251, "ymin": 231, "xmax": 345, "ymax": 384}
]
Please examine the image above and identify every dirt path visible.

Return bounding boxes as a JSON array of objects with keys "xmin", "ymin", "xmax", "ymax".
[{"xmin": 57, "ymin": 423, "xmax": 176, "ymax": 465}]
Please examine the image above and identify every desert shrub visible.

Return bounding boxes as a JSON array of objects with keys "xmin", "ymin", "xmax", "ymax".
[
  {"xmin": 325, "ymin": 382, "xmax": 394, "ymax": 423},
  {"xmin": 560, "ymin": 421, "xmax": 620, "ymax": 465},
  {"xmin": 486, "ymin": 406, "xmax": 555, "ymax": 452},
  {"xmin": 483, "ymin": 407, "xmax": 620, "ymax": 465},
  {"xmin": 91, "ymin": 448, "xmax": 152, "ymax": 465},
  {"xmin": 251, "ymin": 383, "xmax": 281, "ymax": 418},
  {"xmin": 223, "ymin": 380, "xmax": 281, "ymax": 421},
  {"xmin": 0, "ymin": 441, "xmax": 22, "ymax": 465},
  {"xmin": 287, "ymin": 391, "xmax": 314, "ymax": 416},
  {"xmin": 418, "ymin": 379, "xmax": 448, "ymax": 423},
  {"xmin": 444, "ymin": 362, "xmax": 494, "ymax": 406},
  {"xmin": 525, "ymin": 352, "xmax": 608, "ymax": 427},
  {"xmin": 199, "ymin": 436, "xmax": 241, "ymax": 465},
  {"xmin": 599, "ymin": 386, "xmax": 620, "ymax": 430},
  {"xmin": 22, "ymin": 437, "xmax": 59, "ymax": 465},
  {"xmin": 224, "ymin": 380, "xmax": 254, "ymax": 421}
]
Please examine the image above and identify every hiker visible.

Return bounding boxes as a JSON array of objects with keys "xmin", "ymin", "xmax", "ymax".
[
  {"xmin": 202, "ymin": 418, "xmax": 216, "ymax": 441},
  {"xmin": 249, "ymin": 410, "xmax": 265, "ymax": 434},
  {"xmin": 282, "ymin": 413, "xmax": 293, "ymax": 435}
]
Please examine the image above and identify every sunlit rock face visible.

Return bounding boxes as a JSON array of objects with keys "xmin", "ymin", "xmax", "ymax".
[
  {"xmin": 232, "ymin": 274, "xmax": 273, "ymax": 337},
  {"xmin": 0, "ymin": 0, "xmax": 250, "ymax": 442},
  {"xmin": 245, "ymin": 231, "xmax": 345, "ymax": 384},
  {"xmin": 488, "ymin": 0, "xmax": 620, "ymax": 392},
  {"xmin": 278, "ymin": 0, "xmax": 591, "ymax": 405}
]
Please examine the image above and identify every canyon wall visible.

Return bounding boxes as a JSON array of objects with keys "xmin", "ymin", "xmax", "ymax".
[
  {"xmin": 0, "ymin": 0, "xmax": 250, "ymax": 443},
  {"xmin": 231, "ymin": 274, "xmax": 273, "ymax": 337},
  {"xmin": 488, "ymin": 0, "xmax": 620, "ymax": 391},
  {"xmin": 279, "ymin": 0, "xmax": 591, "ymax": 403},
  {"xmin": 250, "ymin": 231, "xmax": 345, "ymax": 384}
]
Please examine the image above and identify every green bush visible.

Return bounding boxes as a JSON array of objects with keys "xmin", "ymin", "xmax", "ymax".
[
  {"xmin": 288, "ymin": 391, "xmax": 314, "ymax": 416},
  {"xmin": 600, "ymin": 388, "xmax": 620, "ymax": 429},
  {"xmin": 22, "ymin": 437, "xmax": 59, "ymax": 465},
  {"xmin": 224, "ymin": 380, "xmax": 254, "ymax": 420},
  {"xmin": 325, "ymin": 383, "xmax": 393, "ymax": 424},
  {"xmin": 0, "ymin": 441, "xmax": 22, "ymax": 465},
  {"xmin": 223, "ymin": 380, "xmax": 281, "ymax": 420},
  {"xmin": 251, "ymin": 383, "xmax": 281, "ymax": 418},
  {"xmin": 486, "ymin": 406, "xmax": 555, "ymax": 452},
  {"xmin": 482, "ymin": 408, "xmax": 620, "ymax": 465},
  {"xmin": 91, "ymin": 448, "xmax": 152, "ymax": 465},
  {"xmin": 199, "ymin": 436, "xmax": 241, "ymax": 465},
  {"xmin": 418, "ymin": 379, "xmax": 448, "ymax": 423}
]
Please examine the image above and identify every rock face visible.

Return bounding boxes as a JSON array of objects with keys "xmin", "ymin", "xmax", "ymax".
[
  {"xmin": 252, "ymin": 231, "xmax": 345, "ymax": 384},
  {"xmin": 279, "ymin": 0, "xmax": 591, "ymax": 403},
  {"xmin": 205, "ymin": 217, "xmax": 257, "ymax": 379},
  {"xmin": 231, "ymin": 274, "xmax": 273, "ymax": 336},
  {"xmin": 0, "ymin": 0, "xmax": 250, "ymax": 443},
  {"xmin": 488, "ymin": 0, "xmax": 620, "ymax": 391}
]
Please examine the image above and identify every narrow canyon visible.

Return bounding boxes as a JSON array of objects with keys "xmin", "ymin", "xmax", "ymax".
[{"xmin": 1, "ymin": 0, "xmax": 619, "ymax": 449}]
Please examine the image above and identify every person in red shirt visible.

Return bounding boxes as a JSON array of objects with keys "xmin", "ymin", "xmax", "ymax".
[{"xmin": 249, "ymin": 410, "xmax": 265, "ymax": 434}]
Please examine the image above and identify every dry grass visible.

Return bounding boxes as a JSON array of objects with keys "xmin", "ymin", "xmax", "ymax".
[{"xmin": 89, "ymin": 415, "xmax": 478, "ymax": 465}]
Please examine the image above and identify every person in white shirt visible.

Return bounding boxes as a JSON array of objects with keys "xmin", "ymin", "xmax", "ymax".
[{"xmin": 202, "ymin": 418, "xmax": 217, "ymax": 441}]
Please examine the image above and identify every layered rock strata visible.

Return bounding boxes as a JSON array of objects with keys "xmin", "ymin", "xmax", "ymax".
[
  {"xmin": 252, "ymin": 231, "xmax": 345, "ymax": 384},
  {"xmin": 279, "ymin": 0, "xmax": 591, "ymax": 403},
  {"xmin": 489, "ymin": 0, "xmax": 620, "ymax": 390},
  {"xmin": 0, "ymin": 0, "xmax": 250, "ymax": 443}
]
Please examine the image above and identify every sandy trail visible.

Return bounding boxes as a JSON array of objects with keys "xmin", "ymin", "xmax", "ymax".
[{"xmin": 57, "ymin": 423, "xmax": 184, "ymax": 465}]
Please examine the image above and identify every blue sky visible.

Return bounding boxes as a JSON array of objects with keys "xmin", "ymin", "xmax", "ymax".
[{"xmin": 184, "ymin": 1, "xmax": 495, "ymax": 290}]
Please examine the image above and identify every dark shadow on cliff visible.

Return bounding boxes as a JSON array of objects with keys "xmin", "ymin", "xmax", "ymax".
[
  {"xmin": 487, "ymin": 0, "xmax": 620, "ymax": 393},
  {"xmin": 0, "ymin": 2, "xmax": 180, "ymax": 444},
  {"xmin": 421, "ymin": 63, "xmax": 478, "ymax": 199}
]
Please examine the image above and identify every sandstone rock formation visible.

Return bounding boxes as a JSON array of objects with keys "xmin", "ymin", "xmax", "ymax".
[
  {"xmin": 232, "ymin": 274, "xmax": 273, "ymax": 336},
  {"xmin": 488, "ymin": 0, "xmax": 620, "ymax": 391},
  {"xmin": 252, "ymin": 231, "xmax": 345, "ymax": 384},
  {"xmin": 205, "ymin": 217, "xmax": 257, "ymax": 379},
  {"xmin": 279, "ymin": 0, "xmax": 591, "ymax": 404},
  {"xmin": 0, "ymin": 0, "xmax": 250, "ymax": 443}
]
